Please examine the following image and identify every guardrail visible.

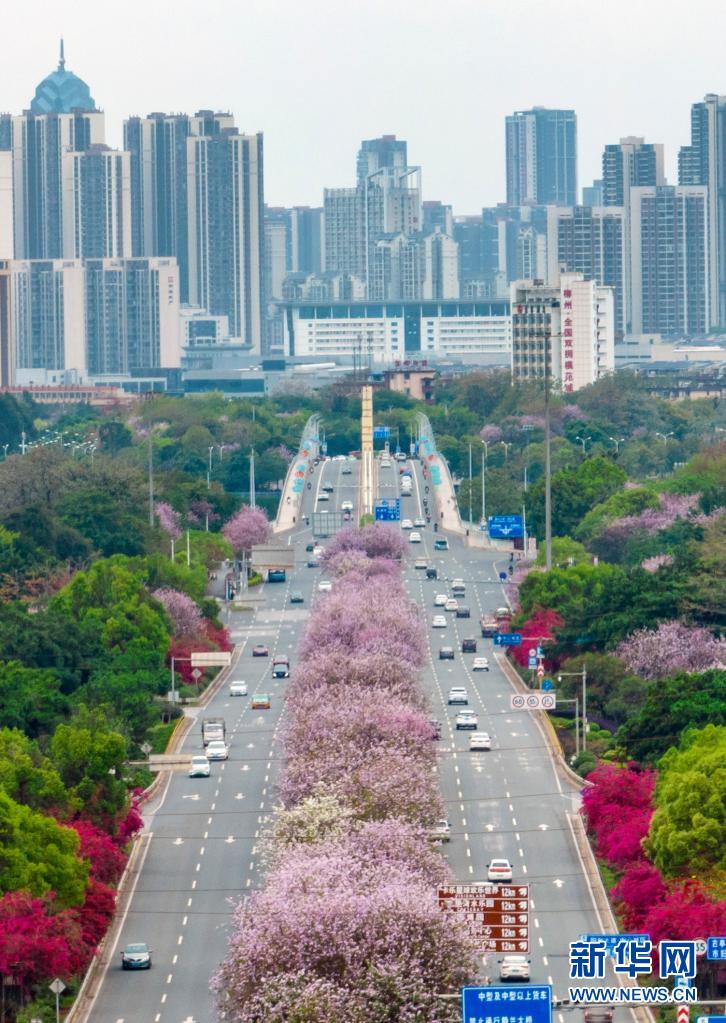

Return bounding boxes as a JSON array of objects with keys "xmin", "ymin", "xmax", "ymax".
[{"xmin": 273, "ymin": 413, "xmax": 321, "ymax": 533}]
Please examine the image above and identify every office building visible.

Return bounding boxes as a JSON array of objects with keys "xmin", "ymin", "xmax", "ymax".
[
  {"xmin": 422, "ymin": 229, "xmax": 459, "ymax": 299},
  {"xmin": 511, "ymin": 273, "xmax": 615, "ymax": 391},
  {"xmin": 187, "ymin": 130, "xmax": 265, "ymax": 349},
  {"xmin": 546, "ymin": 205, "xmax": 627, "ymax": 336},
  {"xmin": 629, "ymin": 185, "xmax": 710, "ymax": 337},
  {"xmin": 290, "ymin": 206, "xmax": 324, "ymax": 273},
  {"xmin": 679, "ymin": 94, "xmax": 726, "ymax": 325},
  {"xmin": 284, "ymin": 299, "xmax": 511, "ymax": 364},
  {"xmin": 10, "ymin": 259, "xmax": 86, "ymax": 375},
  {"xmin": 454, "ymin": 213, "xmax": 500, "ymax": 291},
  {"xmin": 356, "ymin": 135, "xmax": 407, "ymax": 183},
  {"xmin": 506, "ymin": 108, "xmax": 577, "ymax": 207},
  {"xmin": 602, "ymin": 137, "xmax": 665, "ymax": 207},
  {"xmin": 61, "ymin": 145, "xmax": 131, "ymax": 259},
  {"xmin": 180, "ymin": 306, "xmax": 230, "ymax": 347},
  {"xmin": 0, "ymin": 262, "xmax": 12, "ymax": 385},
  {"xmin": 324, "ymin": 188, "xmax": 365, "ymax": 279},
  {"xmin": 84, "ymin": 258, "xmax": 180, "ymax": 374},
  {"xmin": 123, "ymin": 110, "xmax": 234, "ymax": 301}
]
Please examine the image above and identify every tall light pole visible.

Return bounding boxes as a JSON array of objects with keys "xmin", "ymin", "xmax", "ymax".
[
  {"xmin": 207, "ymin": 446, "xmax": 214, "ymax": 490},
  {"xmin": 575, "ymin": 435, "xmax": 592, "ymax": 456},
  {"xmin": 557, "ymin": 666, "xmax": 588, "ymax": 751},
  {"xmin": 468, "ymin": 443, "xmax": 473, "ymax": 526},
  {"xmin": 148, "ymin": 435, "xmax": 154, "ymax": 528},
  {"xmin": 544, "ymin": 330, "xmax": 552, "ymax": 570},
  {"xmin": 499, "ymin": 440, "xmax": 512, "ymax": 462},
  {"xmin": 609, "ymin": 436, "xmax": 625, "ymax": 455},
  {"xmin": 655, "ymin": 431, "xmax": 674, "ymax": 444},
  {"xmin": 481, "ymin": 440, "xmax": 488, "ymax": 528},
  {"xmin": 249, "ymin": 448, "xmax": 256, "ymax": 508}
]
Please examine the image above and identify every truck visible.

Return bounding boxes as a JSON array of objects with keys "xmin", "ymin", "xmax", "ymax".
[
  {"xmin": 480, "ymin": 614, "xmax": 498, "ymax": 637},
  {"xmin": 201, "ymin": 717, "xmax": 226, "ymax": 747}
]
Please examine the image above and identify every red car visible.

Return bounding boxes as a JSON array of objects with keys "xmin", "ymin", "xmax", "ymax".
[{"xmin": 252, "ymin": 644, "xmax": 269, "ymax": 657}]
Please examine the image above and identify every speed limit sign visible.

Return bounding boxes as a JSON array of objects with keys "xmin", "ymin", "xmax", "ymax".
[{"xmin": 511, "ymin": 695, "xmax": 525, "ymax": 709}]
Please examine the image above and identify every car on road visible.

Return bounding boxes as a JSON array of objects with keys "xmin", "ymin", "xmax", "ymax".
[
  {"xmin": 229, "ymin": 680, "xmax": 248, "ymax": 696},
  {"xmin": 429, "ymin": 819, "xmax": 451, "ymax": 842},
  {"xmin": 121, "ymin": 942, "xmax": 152, "ymax": 970},
  {"xmin": 206, "ymin": 740, "xmax": 229, "ymax": 761},
  {"xmin": 487, "ymin": 858, "xmax": 513, "ymax": 883},
  {"xmin": 305, "ymin": 542, "xmax": 315, "ymax": 552},
  {"xmin": 251, "ymin": 693, "xmax": 271, "ymax": 709},
  {"xmin": 341, "ymin": 466, "xmax": 352, "ymax": 474},
  {"xmin": 434, "ymin": 593, "xmax": 448, "ymax": 606},
  {"xmin": 451, "ymin": 579, "xmax": 466, "ymax": 595},
  {"xmin": 189, "ymin": 755, "xmax": 211, "ymax": 777},
  {"xmin": 498, "ymin": 955, "xmax": 530, "ymax": 982},
  {"xmin": 322, "ymin": 484, "xmax": 334, "ymax": 493},
  {"xmin": 252, "ymin": 644, "xmax": 269, "ymax": 657},
  {"xmin": 447, "ymin": 687, "xmax": 468, "ymax": 704},
  {"xmin": 469, "ymin": 732, "xmax": 491, "ymax": 751},
  {"xmin": 401, "ymin": 519, "xmax": 413, "ymax": 530},
  {"xmin": 413, "ymin": 517, "xmax": 426, "ymax": 528},
  {"xmin": 426, "ymin": 566, "xmax": 438, "ymax": 580},
  {"xmin": 318, "ymin": 579, "xmax": 332, "ymax": 592},
  {"xmin": 290, "ymin": 591, "xmax": 304, "ymax": 604},
  {"xmin": 313, "ymin": 545, "xmax": 325, "ymax": 556},
  {"xmin": 444, "ymin": 598, "xmax": 459, "ymax": 612},
  {"xmin": 341, "ymin": 500, "xmax": 354, "ymax": 512},
  {"xmin": 434, "ymin": 538, "xmax": 449, "ymax": 550},
  {"xmin": 317, "ymin": 492, "xmax": 330, "ymax": 502},
  {"xmin": 414, "ymin": 557, "xmax": 428, "ymax": 570},
  {"xmin": 456, "ymin": 710, "xmax": 478, "ymax": 730},
  {"xmin": 472, "ymin": 657, "xmax": 490, "ymax": 671},
  {"xmin": 462, "ymin": 638, "xmax": 477, "ymax": 653},
  {"xmin": 307, "ymin": 559, "xmax": 319, "ymax": 568},
  {"xmin": 272, "ymin": 657, "xmax": 290, "ymax": 678},
  {"xmin": 495, "ymin": 606, "xmax": 512, "ymax": 621},
  {"xmin": 409, "ymin": 531, "xmax": 422, "ymax": 543},
  {"xmin": 432, "ymin": 614, "xmax": 447, "ymax": 628},
  {"xmin": 456, "ymin": 606, "xmax": 471, "ymax": 619},
  {"xmin": 439, "ymin": 646, "xmax": 455, "ymax": 660}
]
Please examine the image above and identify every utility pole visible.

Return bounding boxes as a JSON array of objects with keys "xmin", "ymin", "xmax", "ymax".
[
  {"xmin": 148, "ymin": 436, "xmax": 154, "ymax": 528},
  {"xmin": 468, "ymin": 443, "xmax": 473, "ymax": 526},
  {"xmin": 544, "ymin": 333, "xmax": 552, "ymax": 571},
  {"xmin": 186, "ymin": 529, "xmax": 191, "ymax": 567},
  {"xmin": 207, "ymin": 446, "xmax": 214, "ymax": 490},
  {"xmin": 481, "ymin": 448, "xmax": 487, "ymax": 527},
  {"xmin": 249, "ymin": 448, "xmax": 256, "ymax": 508}
]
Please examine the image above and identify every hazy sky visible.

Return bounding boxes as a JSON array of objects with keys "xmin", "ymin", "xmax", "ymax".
[{"xmin": 3, "ymin": 0, "xmax": 724, "ymax": 213}]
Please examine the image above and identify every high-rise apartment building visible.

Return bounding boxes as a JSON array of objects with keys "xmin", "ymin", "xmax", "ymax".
[
  {"xmin": 629, "ymin": 185, "xmax": 710, "ymax": 337},
  {"xmin": 323, "ymin": 188, "xmax": 365, "ymax": 279},
  {"xmin": 453, "ymin": 213, "xmax": 500, "ymax": 291},
  {"xmin": 0, "ymin": 115, "xmax": 11, "ymax": 150},
  {"xmin": 289, "ymin": 206, "xmax": 324, "ymax": 273},
  {"xmin": 679, "ymin": 94, "xmax": 726, "ymax": 325},
  {"xmin": 506, "ymin": 108, "xmax": 577, "ymax": 207},
  {"xmin": 602, "ymin": 137, "xmax": 665, "ymax": 207},
  {"xmin": 582, "ymin": 180, "xmax": 604, "ymax": 206},
  {"xmin": 0, "ymin": 262, "xmax": 12, "ymax": 385},
  {"xmin": 423, "ymin": 201, "xmax": 454, "ymax": 236},
  {"xmin": 511, "ymin": 273, "xmax": 614, "ymax": 392},
  {"xmin": 423, "ymin": 229, "xmax": 459, "ymax": 299},
  {"xmin": 187, "ymin": 130, "xmax": 265, "ymax": 349},
  {"xmin": 10, "ymin": 259, "xmax": 87, "ymax": 375},
  {"xmin": 61, "ymin": 145, "xmax": 131, "ymax": 259},
  {"xmin": 546, "ymin": 205, "xmax": 627, "ymax": 336},
  {"xmin": 356, "ymin": 135, "xmax": 407, "ymax": 183},
  {"xmin": 123, "ymin": 110, "xmax": 234, "ymax": 300}
]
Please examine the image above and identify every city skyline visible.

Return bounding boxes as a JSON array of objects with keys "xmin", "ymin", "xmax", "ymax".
[{"xmin": 2, "ymin": 0, "xmax": 725, "ymax": 213}]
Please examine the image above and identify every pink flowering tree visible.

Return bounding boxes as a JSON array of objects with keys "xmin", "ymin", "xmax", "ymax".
[
  {"xmin": 616, "ymin": 621, "xmax": 726, "ymax": 680},
  {"xmin": 151, "ymin": 588, "xmax": 205, "ymax": 638},
  {"xmin": 321, "ymin": 524, "xmax": 406, "ymax": 563},
  {"xmin": 222, "ymin": 505, "xmax": 270, "ymax": 554},
  {"xmin": 155, "ymin": 501, "xmax": 182, "ymax": 540},
  {"xmin": 640, "ymin": 554, "xmax": 674, "ymax": 573},
  {"xmin": 480, "ymin": 424, "xmax": 503, "ymax": 443},
  {"xmin": 582, "ymin": 763, "xmax": 656, "ymax": 867},
  {"xmin": 286, "ymin": 650, "xmax": 425, "ymax": 709}
]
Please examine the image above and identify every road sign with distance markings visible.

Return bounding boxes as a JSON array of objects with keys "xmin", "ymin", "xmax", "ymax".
[{"xmin": 438, "ymin": 883, "xmax": 529, "ymax": 953}]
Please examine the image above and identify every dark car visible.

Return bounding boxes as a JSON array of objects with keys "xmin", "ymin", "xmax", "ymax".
[
  {"xmin": 426, "ymin": 567, "xmax": 438, "ymax": 580},
  {"xmin": 121, "ymin": 942, "xmax": 152, "ymax": 970},
  {"xmin": 439, "ymin": 646, "xmax": 455, "ymax": 660},
  {"xmin": 305, "ymin": 542, "xmax": 315, "ymax": 552},
  {"xmin": 252, "ymin": 644, "xmax": 269, "ymax": 657},
  {"xmin": 462, "ymin": 638, "xmax": 477, "ymax": 653},
  {"xmin": 456, "ymin": 606, "xmax": 471, "ymax": 619},
  {"xmin": 290, "ymin": 591, "xmax": 304, "ymax": 604},
  {"xmin": 307, "ymin": 559, "xmax": 319, "ymax": 568},
  {"xmin": 322, "ymin": 484, "xmax": 334, "ymax": 493},
  {"xmin": 272, "ymin": 657, "xmax": 290, "ymax": 678}
]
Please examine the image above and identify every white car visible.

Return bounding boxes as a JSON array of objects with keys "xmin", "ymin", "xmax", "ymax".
[
  {"xmin": 414, "ymin": 558, "xmax": 428, "ymax": 570},
  {"xmin": 341, "ymin": 500, "xmax": 354, "ymax": 512},
  {"xmin": 487, "ymin": 858, "xmax": 513, "ymax": 883},
  {"xmin": 318, "ymin": 579, "xmax": 332, "ymax": 592},
  {"xmin": 472, "ymin": 657, "xmax": 490, "ymax": 672},
  {"xmin": 409, "ymin": 531, "xmax": 422, "ymax": 544},
  {"xmin": 499, "ymin": 955, "xmax": 531, "ymax": 982},
  {"xmin": 317, "ymin": 492, "xmax": 330, "ymax": 502},
  {"xmin": 414, "ymin": 517, "xmax": 426, "ymax": 528},
  {"xmin": 229, "ymin": 680, "xmax": 248, "ymax": 696},
  {"xmin": 432, "ymin": 615, "xmax": 447, "ymax": 628},
  {"xmin": 456, "ymin": 710, "xmax": 478, "ymax": 730},
  {"xmin": 434, "ymin": 593, "xmax": 448, "ymax": 607},
  {"xmin": 447, "ymin": 687, "xmax": 468, "ymax": 704},
  {"xmin": 189, "ymin": 755, "xmax": 210, "ymax": 777},
  {"xmin": 205, "ymin": 741, "xmax": 229, "ymax": 761},
  {"xmin": 401, "ymin": 519, "xmax": 413, "ymax": 530},
  {"xmin": 429, "ymin": 819, "xmax": 451, "ymax": 843},
  {"xmin": 469, "ymin": 731, "xmax": 491, "ymax": 751},
  {"xmin": 445, "ymin": 598, "xmax": 459, "ymax": 612}
]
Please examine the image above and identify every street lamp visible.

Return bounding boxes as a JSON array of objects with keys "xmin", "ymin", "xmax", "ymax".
[
  {"xmin": 499, "ymin": 440, "xmax": 512, "ymax": 462},
  {"xmin": 207, "ymin": 446, "xmax": 214, "ymax": 490},
  {"xmin": 655, "ymin": 431, "xmax": 674, "ymax": 443},
  {"xmin": 557, "ymin": 666, "xmax": 588, "ymax": 751},
  {"xmin": 608, "ymin": 436, "xmax": 625, "ymax": 454},
  {"xmin": 480, "ymin": 440, "xmax": 488, "ymax": 527},
  {"xmin": 575, "ymin": 435, "xmax": 592, "ymax": 455},
  {"xmin": 2, "ymin": 444, "xmax": 8, "ymax": 458}
]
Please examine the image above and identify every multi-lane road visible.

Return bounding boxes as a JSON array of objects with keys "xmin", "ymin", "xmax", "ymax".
[{"xmin": 88, "ymin": 451, "xmax": 608, "ymax": 1023}]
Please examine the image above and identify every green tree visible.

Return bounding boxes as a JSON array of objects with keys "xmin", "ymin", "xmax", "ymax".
[
  {"xmin": 0, "ymin": 662, "xmax": 68, "ymax": 737},
  {"xmin": 681, "ymin": 515, "xmax": 726, "ymax": 628},
  {"xmin": 56, "ymin": 485, "xmax": 148, "ymax": 556},
  {"xmin": 72, "ymin": 663, "xmax": 164, "ymax": 746},
  {"xmin": 555, "ymin": 653, "xmax": 650, "ymax": 728},
  {"xmin": 535, "ymin": 536, "xmax": 590, "ymax": 568},
  {"xmin": 526, "ymin": 456, "xmax": 626, "ymax": 539},
  {"xmin": 646, "ymin": 724, "xmax": 726, "ymax": 879},
  {"xmin": 49, "ymin": 715, "xmax": 128, "ymax": 821},
  {"xmin": 0, "ymin": 729, "xmax": 76, "ymax": 815},
  {"xmin": 0, "ymin": 789, "xmax": 88, "ymax": 906},
  {"xmin": 619, "ymin": 670, "xmax": 726, "ymax": 764},
  {"xmin": 98, "ymin": 419, "xmax": 133, "ymax": 454},
  {"xmin": 575, "ymin": 486, "xmax": 658, "ymax": 545}
]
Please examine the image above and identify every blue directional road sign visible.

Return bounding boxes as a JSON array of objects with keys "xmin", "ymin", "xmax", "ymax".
[
  {"xmin": 528, "ymin": 656, "xmax": 538, "ymax": 669},
  {"xmin": 374, "ymin": 498, "xmax": 401, "ymax": 522},
  {"xmin": 488, "ymin": 514, "xmax": 524, "ymax": 539},
  {"xmin": 462, "ymin": 985, "xmax": 552, "ymax": 1023},
  {"xmin": 581, "ymin": 934, "xmax": 649, "ymax": 956},
  {"xmin": 542, "ymin": 679, "xmax": 554, "ymax": 691},
  {"xmin": 493, "ymin": 633, "xmax": 522, "ymax": 647},
  {"xmin": 707, "ymin": 937, "xmax": 726, "ymax": 960},
  {"xmin": 373, "ymin": 426, "xmax": 390, "ymax": 440}
]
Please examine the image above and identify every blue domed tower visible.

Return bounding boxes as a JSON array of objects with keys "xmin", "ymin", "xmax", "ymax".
[{"xmin": 30, "ymin": 40, "xmax": 96, "ymax": 113}]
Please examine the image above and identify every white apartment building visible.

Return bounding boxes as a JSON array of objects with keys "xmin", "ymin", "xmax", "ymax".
[
  {"xmin": 511, "ymin": 273, "xmax": 614, "ymax": 392},
  {"xmin": 283, "ymin": 300, "xmax": 511, "ymax": 365}
]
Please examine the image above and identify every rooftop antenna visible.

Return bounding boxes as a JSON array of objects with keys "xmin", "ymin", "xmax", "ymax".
[{"xmin": 59, "ymin": 38, "xmax": 65, "ymax": 70}]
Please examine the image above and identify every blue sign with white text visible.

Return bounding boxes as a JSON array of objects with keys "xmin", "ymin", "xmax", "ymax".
[
  {"xmin": 493, "ymin": 633, "xmax": 522, "ymax": 647},
  {"xmin": 580, "ymin": 934, "xmax": 650, "ymax": 957},
  {"xmin": 488, "ymin": 515, "xmax": 524, "ymax": 539},
  {"xmin": 373, "ymin": 426, "xmax": 390, "ymax": 440},
  {"xmin": 707, "ymin": 937, "xmax": 726, "ymax": 960},
  {"xmin": 462, "ymin": 984, "xmax": 552, "ymax": 1023},
  {"xmin": 374, "ymin": 499, "xmax": 401, "ymax": 522}
]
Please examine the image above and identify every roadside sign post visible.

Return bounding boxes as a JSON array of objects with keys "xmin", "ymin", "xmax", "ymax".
[
  {"xmin": 510, "ymin": 693, "xmax": 557, "ymax": 711},
  {"xmin": 49, "ymin": 978, "xmax": 65, "ymax": 1023},
  {"xmin": 493, "ymin": 633, "xmax": 522, "ymax": 647},
  {"xmin": 462, "ymin": 985, "xmax": 552, "ymax": 1023},
  {"xmin": 487, "ymin": 514, "xmax": 524, "ymax": 539},
  {"xmin": 438, "ymin": 883, "xmax": 529, "ymax": 953},
  {"xmin": 374, "ymin": 498, "xmax": 401, "ymax": 522}
]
